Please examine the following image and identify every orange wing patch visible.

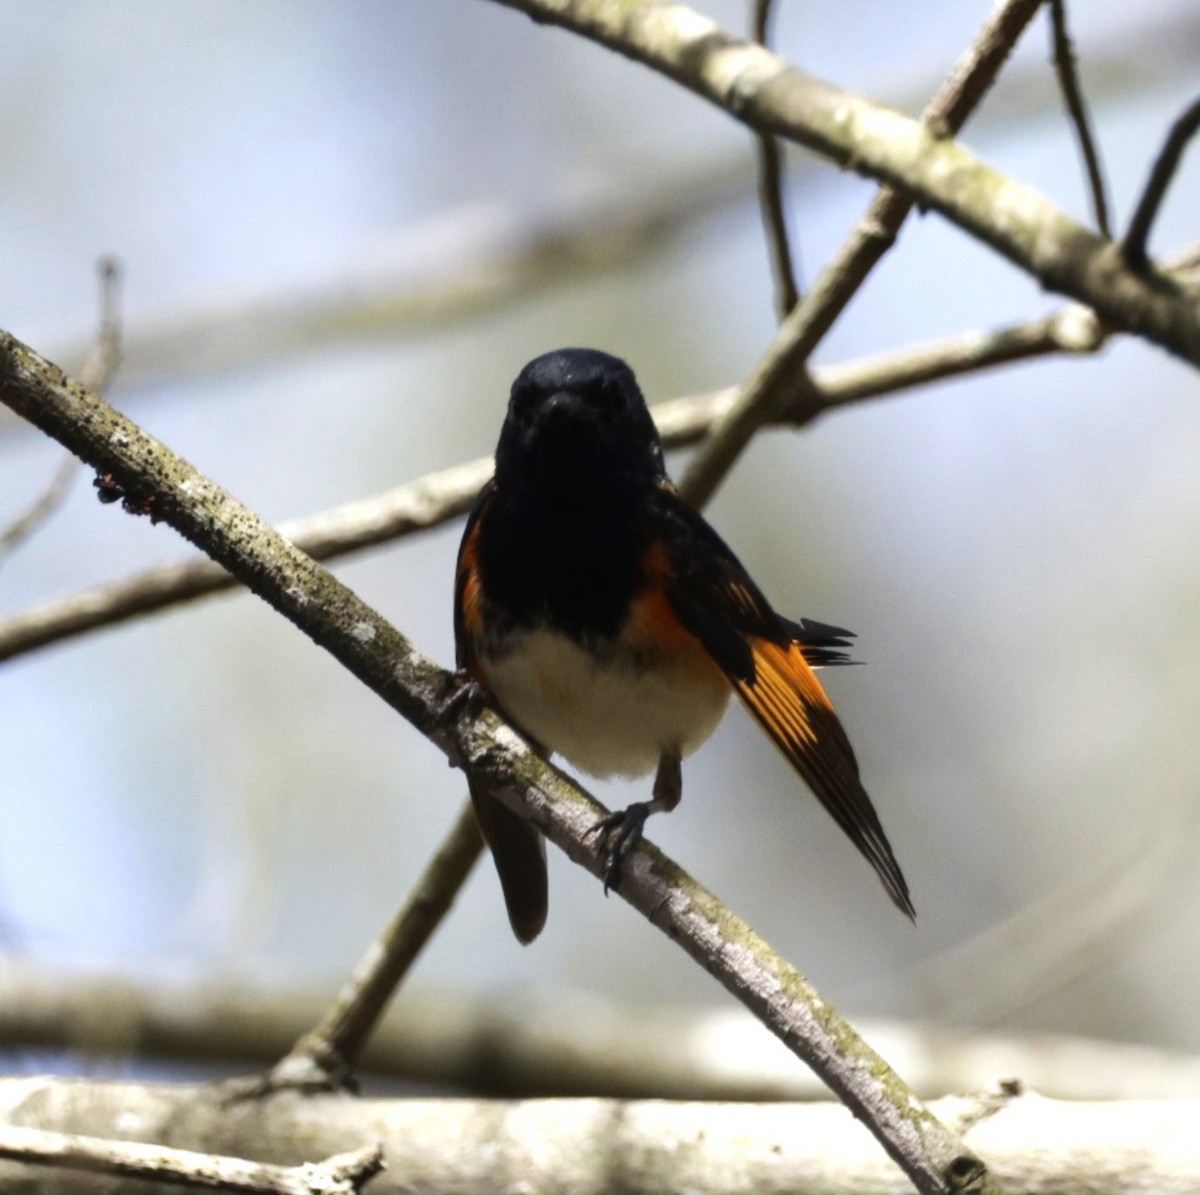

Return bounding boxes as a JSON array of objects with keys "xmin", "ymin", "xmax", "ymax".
[
  {"xmin": 734, "ymin": 636, "xmax": 915, "ymax": 918},
  {"xmin": 457, "ymin": 519, "xmax": 485, "ymax": 639},
  {"xmin": 734, "ymin": 637, "xmax": 841, "ymax": 756},
  {"xmin": 627, "ymin": 543, "xmax": 728, "ymax": 688}
]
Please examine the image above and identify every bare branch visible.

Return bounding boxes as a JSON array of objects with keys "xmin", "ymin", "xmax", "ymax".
[
  {"xmin": 751, "ymin": 0, "xmax": 800, "ymax": 317},
  {"xmin": 6, "ymin": 963, "xmax": 1200, "ymax": 1102},
  {"xmin": 680, "ymin": 0, "xmax": 1048, "ymax": 506},
  {"xmin": 0, "ymin": 329, "xmax": 996, "ymax": 1195},
  {"xmin": 263, "ymin": 800, "xmax": 484, "ymax": 1090},
  {"xmin": 486, "ymin": 0, "xmax": 1200, "ymax": 367},
  {"xmin": 1048, "ymin": 0, "xmax": 1111, "ymax": 237},
  {"xmin": 0, "ymin": 1126, "xmax": 382, "ymax": 1195},
  {"xmin": 4, "ymin": 1079, "xmax": 1200, "ymax": 1195},
  {"xmin": 1123, "ymin": 94, "xmax": 1200, "ymax": 270},
  {"xmin": 0, "ymin": 308, "xmax": 1103, "ymax": 667}
]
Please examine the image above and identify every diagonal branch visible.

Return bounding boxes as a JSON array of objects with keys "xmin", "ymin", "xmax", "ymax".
[
  {"xmin": 486, "ymin": 0, "xmax": 1200, "ymax": 367},
  {"xmin": 264, "ymin": 799, "xmax": 484, "ymax": 1089},
  {"xmin": 1123, "ymin": 95, "xmax": 1200, "ymax": 271},
  {"xmin": 0, "ymin": 328, "xmax": 1000, "ymax": 1195},
  {"xmin": 680, "ymin": 0, "xmax": 1047, "ymax": 504}
]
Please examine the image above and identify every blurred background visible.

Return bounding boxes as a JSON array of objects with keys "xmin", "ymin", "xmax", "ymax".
[{"xmin": 1, "ymin": 0, "xmax": 1198, "ymax": 1086}]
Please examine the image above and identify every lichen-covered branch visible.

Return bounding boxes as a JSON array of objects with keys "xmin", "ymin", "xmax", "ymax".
[{"xmin": 0, "ymin": 329, "xmax": 996, "ymax": 1194}]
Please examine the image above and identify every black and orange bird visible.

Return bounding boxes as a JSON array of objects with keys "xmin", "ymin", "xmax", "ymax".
[{"xmin": 455, "ymin": 348, "xmax": 914, "ymax": 943}]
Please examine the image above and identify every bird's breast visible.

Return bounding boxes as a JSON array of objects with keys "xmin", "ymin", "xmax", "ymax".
[{"xmin": 477, "ymin": 616, "xmax": 730, "ymax": 780}]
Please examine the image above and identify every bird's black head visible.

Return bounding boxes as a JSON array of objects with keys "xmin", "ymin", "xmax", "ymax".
[{"xmin": 494, "ymin": 348, "xmax": 665, "ymax": 488}]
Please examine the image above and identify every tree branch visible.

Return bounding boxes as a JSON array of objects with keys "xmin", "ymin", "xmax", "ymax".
[
  {"xmin": 0, "ymin": 1126, "xmax": 382, "ymax": 1195},
  {"xmin": 5, "ymin": 963, "xmax": 1200, "ymax": 1102},
  {"xmin": 2, "ymin": 1079, "xmax": 1199, "ymax": 1195},
  {"xmin": 264, "ymin": 799, "xmax": 484, "ymax": 1090},
  {"xmin": 1047, "ymin": 0, "xmax": 1111, "ymax": 237},
  {"xmin": 1123, "ymin": 94, "xmax": 1200, "ymax": 271},
  {"xmin": 0, "ymin": 306, "xmax": 1102, "ymax": 666},
  {"xmin": 0, "ymin": 328, "xmax": 996, "ymax": 1194},
  {"xmin": 680, "ymin": 0, "xmax": 1047, "ymax": 505},
  {"xmin": 750, "ymin": 0, "xmax": 800, "ymax": 317},
  {"xmin": 486, "ymin": 0, "xmax": 1200, "ymax": 366}
]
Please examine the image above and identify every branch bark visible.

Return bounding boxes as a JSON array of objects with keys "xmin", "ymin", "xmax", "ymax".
[
  {"xmin": 0, "ymin": 329, "xmax": 997, "ymax": 1194},
  {"xmin": 486, "ymin": 0, "xmax": 1200, "ymax": 365}
]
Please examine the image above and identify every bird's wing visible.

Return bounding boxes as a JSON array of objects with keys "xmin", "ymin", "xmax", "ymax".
[{"xmin": 651, "ymin": 483, "xmax": 914, "ymax": 918}]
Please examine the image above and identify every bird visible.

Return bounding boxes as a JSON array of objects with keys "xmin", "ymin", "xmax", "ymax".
[{"xmin": 454, "ymin": 347, "xmax": 913, "ymax": 943}]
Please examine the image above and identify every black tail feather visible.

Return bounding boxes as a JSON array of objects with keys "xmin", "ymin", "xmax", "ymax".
[{"xmin": 783, "ymin": 616, "xmax": 860, "ymax": 668}]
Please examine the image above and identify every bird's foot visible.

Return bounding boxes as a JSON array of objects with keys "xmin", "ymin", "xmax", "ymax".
[
  {"xmin": 587, "ymin": 801, "xmax": 651, "ymax": 894},
  {"xmin": 436, "ymin": 670, "xmax": 489, "ymax": 770}
]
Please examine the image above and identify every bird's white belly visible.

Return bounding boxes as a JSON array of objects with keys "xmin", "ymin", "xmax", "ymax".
[{"xmin": 480, "ymin": 627, "xmax": 730, "ymax": 778}]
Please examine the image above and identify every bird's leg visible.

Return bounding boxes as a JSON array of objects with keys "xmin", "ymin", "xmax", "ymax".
[
  {"xmin": 435, "ymin": 669, "xmax": 492, "ymax": 772},
  {"xmin": 588, "ymin": 746, "xmax": 682, "ymax": 893}
]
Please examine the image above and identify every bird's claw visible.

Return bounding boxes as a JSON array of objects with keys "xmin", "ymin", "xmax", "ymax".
[
  {"xmin": 437, "ymin": 670, "xmax": 489, "ymax": 770},
  {"xmin": 587, "ymin": 801, "xmax": 651, "ymax": 894}
]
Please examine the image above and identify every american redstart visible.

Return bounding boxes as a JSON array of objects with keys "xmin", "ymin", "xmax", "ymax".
[{"xmin": 455, "ymin": 348, "xmax": 913, "ymax": 943}]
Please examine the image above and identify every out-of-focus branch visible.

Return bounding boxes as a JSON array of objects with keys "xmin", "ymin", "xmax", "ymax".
[
  {"xmin": 2, "ymin": 1079, "xmax": 1200, "ymax": 1195},
  {"xmin": 750, "ymin": 0, "xmax": 800, "ymax": 317},
  {"xmin": 0, "ymin": 306, "xmax": 1102, "ymax": 667},
  {"xmin": 263, "ymin": 800, "xmax": 484, "ymax": 1091},
  {"xmin": 0, "ymin": 330, "xmax": 995, "ymax": 1195},
  {"xmin": 680, "ymin": 0, "xmax": 1047, "ymax": 506},
  {"xmin": 0, "ymin": 1126, "xmax": 382, "ymax": 1195},
  {"xmin": 18, "ymin": 171, "xmax": 742, "ymax": 408},
  {"xmin": 487, "ymin": 0, "xmax": 1200, "ymax": 367},
  {"xmin": 0, "ymin": 257, "xmax": 122, "ymax": 565},
  {"xmin": 1048, "ymin": 0, "xmax": 1111, "ymax": 237},
  {"xmin": 1123, "ymin": 95, "xmax": 1200, "ymax": 270},
  {"xmin": 5, "ymin": 964, "xmax": 1200, "ymax": 1102}
]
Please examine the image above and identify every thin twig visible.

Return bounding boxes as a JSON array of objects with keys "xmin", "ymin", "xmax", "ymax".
[
  {"xmin": 0, "ymin": 329, "xmax": 998, "ymax": 1195},
  {"xmin": 0, "ymin": 1125, "xmax": 383, "ymax": 1194},
  {"xmin": 678, "ymin": 0, "xmax": 1048, "ymax": 506},
  {"xmin": 262, "ymin": 800, "xmax": 484, "ymax": 1090},
  {"xmin": 1123, "ymin": 94, "xmax": 1200, "ymax": 270},
  {"xmin": 751, "ymin": 0, "xmax": 800, "ymax": 317},
  {"xmin": 1048, "ymin": 0, "xmax": 1111, "ymax": 237},
  {"xmin": 0, "ymin": 309, "xmax": 1100, "ymax": 667},
  {"xmin": 0, "ymin": 256, "xmax": 122, "ymax": 566}
]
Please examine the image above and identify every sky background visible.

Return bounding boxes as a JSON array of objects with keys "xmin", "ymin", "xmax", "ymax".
[{"xmin": 2, "ymin": 0, "xmax": 1199, "ymax": 1077}]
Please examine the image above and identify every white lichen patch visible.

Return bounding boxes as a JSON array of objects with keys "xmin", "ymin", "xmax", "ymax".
[
  {"xmin": 108, "ymin": 429, "xmax": 131, "ymax": 448},
  {"xmin": 351, "ymin": 621, "xmax": 377, "ymax": 644},
  {"xmin": 284, "ymin": 584, "xmax": 309, "ymax": 608}
]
